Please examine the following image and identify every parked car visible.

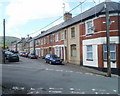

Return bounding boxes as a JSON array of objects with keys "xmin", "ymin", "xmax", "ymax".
[
  {"xmin": 5, "ymin": 51, "xmax": 13, "ymax": 60},
  {"xmin": 20, "ymin": 52, "xmax": 28, "ymax": 57},
  {"xmin": 28, "ymin": 53, "xmax": 38, "ymax": 59},
  {"xmin": 19, "ymin": 51, "xmax": 24, "ymax": 56},
  {"xmin": 45, "ymin": 54, "xmax": 63, "ymax": 64},
  {"xmin": 7, "ymin": 53, "xmax": 19, "ymax": 62}
]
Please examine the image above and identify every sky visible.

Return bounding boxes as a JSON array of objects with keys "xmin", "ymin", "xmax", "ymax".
[{"xmin": 0, "ymin": 0, "xmax": 119, "ymax": 39}]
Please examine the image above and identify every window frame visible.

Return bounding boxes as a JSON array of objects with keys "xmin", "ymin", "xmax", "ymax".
[
  {"xmin": 86, "ymin": 45, "xmax": 93, "ymax": 61},
  {"xmin": 103, "ymin": 44, "xmax": 116, "ymax": 61},
  {"xmin": 85, "ymin": 19, "xmax": 94, "ymax": 35},
  {"xmin": 61, "ymin": 31, "xmax": 64, "ymax": 41},
  {"xmin": 71, "ymin": 44, "xmax": 77, "ymax": 57},
  {"xmin": 55, "ymin": 33, "xmax": 59, "ymax": 42},
  {"xmin": 71, "ymin": 27, "xmax": 75, "ymax": 38},
  {"xmin": 64, "ymin": 30, "xmax": 67, "ymax": 39}
]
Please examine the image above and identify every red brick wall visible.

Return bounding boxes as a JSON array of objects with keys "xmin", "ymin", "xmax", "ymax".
[{"xmin": 79, "ymin": 15, "xmax": 119, "ymax": 68}]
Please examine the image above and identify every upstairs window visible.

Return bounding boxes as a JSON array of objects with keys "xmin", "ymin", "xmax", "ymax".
[
  {"xmin": 64, "ymin": 30, "xmax": 67, "ymax": 39},
  {"xmin": 55, "ymin": 33, "xmax": 59, "ymax": 42},
  {"xmin": 61, "ymin": 32, "xmax": 64, "ymax": 40},
  {"xmin": 36, "ymin": 40, "xmax": 40, "ymax": 46},
  {"xmin": 41, "ymin": 39, "xmax": 43, "ymax": 45},
  {"xmin": 71, "ymin": 27, "xmax": 75, "ymax": 38},
  {"xmin": 43, "ymin": 37, "xmax": 46, "ymax": 44},
  {"xmin": 86, "ymin": 20, "xmax": 94, "ymax": 35}
]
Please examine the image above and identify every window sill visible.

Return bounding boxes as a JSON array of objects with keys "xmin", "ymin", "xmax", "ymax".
[
  {"xmin": 71, "ymin": 37, "xmax": 75, "ymax": 38},
  {"xmin": 86, "ymin": 59, "xmax": 93, "ymax": 61},
  {"xmin": 104, "ymin": 60, "xmax": 116, "ymax": 63},
  {"xmin": 86, "ymin": 33, "xmax": 94, "ymax": 36}
]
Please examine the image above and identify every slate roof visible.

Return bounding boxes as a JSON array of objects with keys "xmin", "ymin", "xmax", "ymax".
[{"xmin": 34, "ymin": 1, "xmax": 120, "ymax": 40}]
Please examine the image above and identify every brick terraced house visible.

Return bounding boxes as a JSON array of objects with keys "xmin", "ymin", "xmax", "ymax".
[
  {"xmin": 79, "ymin": 2, "xmax": 120, "ymax": 71},
  {"xmin": 11, "ymin": 1, "xmax": 120, "ymax": 72}
]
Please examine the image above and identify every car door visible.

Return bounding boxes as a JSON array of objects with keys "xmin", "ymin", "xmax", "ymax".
[{"xmin": 45, "ymin": 54, "xmax": 50, "ymax": 62}]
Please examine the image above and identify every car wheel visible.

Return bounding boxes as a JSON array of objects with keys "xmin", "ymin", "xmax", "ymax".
[
  {"xmin": 45, "ymin": 61, "xmax": 47, "ymax": 63},
  {"xmin": 8, "ymin": 59, "xmax": 11, "ymax": 62},
  {"xmin": 17, "ymin": 59, "xmax": 19, "ymax": 62},
  {"xmin": 49, "ymin": 61, "xmax": 52, "ymax": 64}
]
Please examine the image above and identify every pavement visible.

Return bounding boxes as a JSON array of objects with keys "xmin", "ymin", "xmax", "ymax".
[
  {"xmin": 38, "ymin": 58, "xmax": 119, "ymax": 78},
  {"xmin": 67, "ymin": 63, "xmax": 119, "ymax": 78}
]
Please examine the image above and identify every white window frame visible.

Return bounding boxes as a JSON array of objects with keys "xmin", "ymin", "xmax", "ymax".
[
  {"xmin": 71, "ymin": 44, "xmax": 77, "ymax": 57},
  {"xmin": 61, "ymin": 31, "xmax": 64, "ymax": 40},
  {"xmin": 41, "ymin": 39, "xmax": 43, "ymax": 45},
  {"xmin": 55, "ymin": 47, "xmax": 59, "ymax": 57},
  {"xmin": 103, "ymin": 44, "xmax": 116, "ymax": 61},
  {"xmin": 86, "ymin": 45, "xmax": 93, "ymax": 60},
  {"xmin": 85, "ymin": 19, "xmax": 94, "ymax": 35},
  {"xmin": 55, "ymin": 33, "xmax": 59, "ymax": 42},
  {"xmin": 44, "ymin": 37, "xmax": 46, "ymax": 44},
  {"xmin": 71, "ymin": 27, "xmax": 75, "ymax": 38},
  {"xmin": 64, "ymin": 30, "xmax": 67, "ymax": 39}
]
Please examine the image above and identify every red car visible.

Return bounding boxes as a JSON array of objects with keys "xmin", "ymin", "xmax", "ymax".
[{"xmin": 28, "ymin": 53, "xmax": 38, "ymax": 59}]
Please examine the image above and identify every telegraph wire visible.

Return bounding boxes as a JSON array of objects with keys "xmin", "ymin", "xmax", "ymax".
[{"xmin": 28, "ymin": 0, "xmax": 87, "ymax": 36}]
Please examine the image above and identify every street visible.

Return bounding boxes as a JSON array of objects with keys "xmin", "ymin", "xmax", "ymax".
[{"xmin": 1, "ymin": 56, "xmax": 119, "ymax": 95}]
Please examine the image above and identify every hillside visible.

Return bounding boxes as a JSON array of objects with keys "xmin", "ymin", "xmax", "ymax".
[{"xmin": 0, "ymin": 36, "xmax": 20, "ymax": 47}]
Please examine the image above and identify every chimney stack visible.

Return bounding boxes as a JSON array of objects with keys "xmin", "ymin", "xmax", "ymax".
[{"xmin": 64, "ymin": 12, "xmax": 72, "ymax": 21}]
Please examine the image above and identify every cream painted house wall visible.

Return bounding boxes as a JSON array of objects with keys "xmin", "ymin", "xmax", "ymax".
[{"xmin": 64, "ymin": 23, "xmax": 80, "ymax": 65}]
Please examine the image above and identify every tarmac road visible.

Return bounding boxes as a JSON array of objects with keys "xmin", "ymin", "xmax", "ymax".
[{"xmin": 2, "ymin": 56, "xmax": 119, "ymax": 95}]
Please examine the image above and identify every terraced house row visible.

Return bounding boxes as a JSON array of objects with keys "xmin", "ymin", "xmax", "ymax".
[{"xmin": 10, "ymin": 2, "xmax": 120, "ymax": 70}]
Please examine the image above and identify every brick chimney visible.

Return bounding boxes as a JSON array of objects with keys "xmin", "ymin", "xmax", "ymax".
[{"xmin": 64, "ymin": 12, "xmax": 72, "ymax": 21}]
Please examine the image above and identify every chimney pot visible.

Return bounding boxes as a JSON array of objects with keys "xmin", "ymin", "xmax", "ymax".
[{"xmin": 64, "ymin": 12, "xmax": 72, "ymax": 21}]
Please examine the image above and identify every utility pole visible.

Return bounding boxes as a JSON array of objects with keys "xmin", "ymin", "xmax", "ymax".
[
  {"xmin": 105, "ymin": 0, "xmax": 111, "ymax": 77},
  {"xmin": 3, "ymin": 19, "xmax": 5, "ymax": 64}
]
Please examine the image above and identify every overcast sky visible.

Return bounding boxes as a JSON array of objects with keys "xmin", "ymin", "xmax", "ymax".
[{"xmin": 0, "ymin": 0, "xmax": 119, "ymax": 38}]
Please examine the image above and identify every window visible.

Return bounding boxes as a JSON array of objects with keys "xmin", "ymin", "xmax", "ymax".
[
  {"xmin": 64, "ymin": 30, "xmax": 67, "ymax": 39},
  {"xmin": 41, "ymin": 39, "xmax": 43, "ymax": 45},
  {"xmin": 71, "ymin": 44, "xmax": 77, "ymax": 57},
  {"xmin": 87, "ymin": 45, "xmax": 93, "ymax": 60},
  {"xmin": 36, "ymin": 40, "xmax": 40, "ymax": 46},
  {"xmin": 47, "ymin": 36, "xmax": 49, "ymax": 44},
  {"xmin": 86, "ymin": 20, "xmax": 94, "ymax": 34},
  {"xmin": 44, "ymin": 37, "xmax": 46, "ymax": 44},
  {"xmin": 71, "ymin": 27, "xmax": 75, "ymax": 38},
  {"xmin": 61, "ymin": 32, "xmax": 64, "ymax": 40},
  {"xmin": 55, "ymin": 47, "xmax": 59, "ymax": 57},
  {"xmin": 55, "ymin": 33, "xmax": 59, "ymax": 42},
  {"xmin": 103, "ymin": 44, "xmax": 116, "ymax": 61}
]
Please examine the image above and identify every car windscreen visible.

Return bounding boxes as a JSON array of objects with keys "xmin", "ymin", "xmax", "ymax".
[
  {"xmin": 52, "ymin": 55, "xmax": 58, "ymax": 58},
  {"xmin": 30, "ymin": 53, "xmax": 35, "ymax": 55},
  {"xmin": 11, "ymin": 54, "xmax": 18, "ymax": 56}
]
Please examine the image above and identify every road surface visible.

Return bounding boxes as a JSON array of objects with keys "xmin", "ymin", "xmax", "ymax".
[{"xmin": 1, "ymin": 56, "xmax": 119, "ymax": 95}]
